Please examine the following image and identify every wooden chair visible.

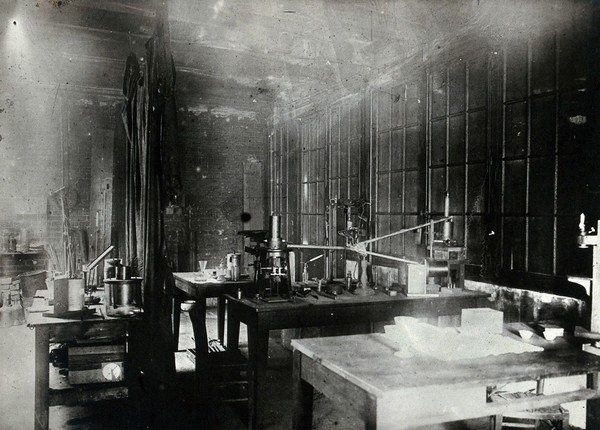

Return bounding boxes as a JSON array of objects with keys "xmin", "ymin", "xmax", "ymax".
[{"xmin": 490, "ymin": 380, "xmax": 570, "ymax": 430}]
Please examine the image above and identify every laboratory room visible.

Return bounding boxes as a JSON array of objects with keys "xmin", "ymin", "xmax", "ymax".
[{"xmin": 1, "ymin": 0, "xmax": 600, "ymax": 429}]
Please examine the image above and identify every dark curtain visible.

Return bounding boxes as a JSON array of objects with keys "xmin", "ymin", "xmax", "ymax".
[{"xmin": 121, "ymin": 17, "xmax": 181, "ymax": 428}]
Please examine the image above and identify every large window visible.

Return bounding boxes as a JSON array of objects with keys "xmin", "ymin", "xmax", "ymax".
[
  {"xmin": 372, "ymin": 82, "xmax": 425, "ymax": 259},
  {"xmin": 426, "ymin": 55, "xmax": 490, "ymax": 269},
  {"xmin": 271, "ymin": 122, "xmax": 299, "ymax": 243},
  {"xmin": 500, "ymin": 29, "xmax": 590, "ymax": 276}
]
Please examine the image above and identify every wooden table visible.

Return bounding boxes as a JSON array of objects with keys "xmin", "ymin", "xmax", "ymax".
[
  {"xmin": 172, "ymin": 272, "xmax": 255, "ymax": 349},
  {"xmin": 26, "ymin": 301, "xmax": 139, "ymax": 430},
  {"xmin": 291, "ymin": 332, "xmax": 600, "ymax": 430},
  {"xmin": 225, "ymin": 289, "xmax": 489, "ymax": 429}
]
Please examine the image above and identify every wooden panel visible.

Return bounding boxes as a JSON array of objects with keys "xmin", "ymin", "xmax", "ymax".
[
  {"xmin": 376, "ymin": 215, "xmax": 390, "ymax": 254},
  {"xmin": 390, "ymin": 215, "xmax": 404, "ymax": 255},
  {"xmin": 505, "ymin": 102, "xmax": 528, "ymax": 158},
  {"xmin": 406, "ymin": 97, "xmax": 421, "ymax": 125},
  {"xmin": 430, "ymin": 167, "xmax": 447, "ymax": 213},
  {"xmin": 558, "ymin": 91, "xmax": 588, "ymax": 155},
  {"xmin": 377, "ymin": 173, "xmax": 390, "ymax": 212},
  {"xmin": 447, "ymin": 166, "xmax": 465, "ymax": 212},
  {"xmin": 339, "ymin": 137, "xmax": 349, "ymax": 178},
  {"xmin": 405, "ymin": 126, "xmax": 421, "ymax": 169},
  {"xmin": 390, "ymin": 172, "xmax": 403, "ymax": 213},
  {"xmin": 391, "ymin": 86, "xmax": 405, "ymax": 128},
  {"xmin": 466, "ymin": 215, "xmax": 485, "ymax": 262},
  {"xmin": 528, "ymin": 157, "xmax": 554, "ymax": 216},
  {"xmin": 431, "ymin": 68, "xmax": 447, "ymax": 119},
  {"xmin": 528, "ymin": 216, "xmax": 554, "ymax": 274},
  {"xmin": 378, "ymin": 91, "xmax": 391, "ymax": 131},
  {"xmin": 449, "ymin": 62, "xmax": 466, "ymax": 115},
  {"xmin": 505, "ymin": 43, "xmax": 528, "ymax": 101},
  {"xmin": 469, "ymin": 56, "xmax": 488, "ymax": 110},
  {"xmin": 430, "ymin": 119, "xmax": 446, "ymax": 165},
  {"xmin": 350, "ymin": 138, "xmax": 361, "ymax": 177},
  {"xmin": 502, "ymin": 216, "xmax": 526, "ymax": 270},
  {"xmin": 449, "ymin": 114, "xmax": 466, "ymax": 164},
  {"xmin": 531, "ymin": 35, "xmax": 556, "ymax": 95},
  {"xmin": 530, "ymin": 96, "xmax": 556, "ymax": 157},
  {"xmin": 467, "ymin": 164, "xmax": 486, "ymax": 210},
  {"xmin": 556, "ymin": 154, "xmax": 583, "ymax": 215},
  {"xmin": 391, "ymin": 130, "xmax": 403, "ymax": 169},
  {"xmin": 503, "ymin": 160, "xmax": 527, "ymax": 214},
  {"xmin": 468, "ymin": 110, "xmax": 487, "ymax": 162},
  {"xmin": 378, "ymin": 131, "xmax": 390, "ymax": 171},
  {"xmin": 404, "ymin": 172, "xmax": 419, "ymax": 213},
  {"xmin": 558, "ymin": 26, "xmax": 589, "ymax": 90}
]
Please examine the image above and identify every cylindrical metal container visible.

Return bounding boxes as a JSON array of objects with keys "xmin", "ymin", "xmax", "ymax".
[
  {"xmin": 68, "ymin": 279, "xmax": 85, "ymax": 311},
  {"xmin": 104, "ymin": 278, "xmax": 142, "ymax": 316},
  {"xmin": 230, "ymin": 253, "xmax": 241, "ymax": 281}
]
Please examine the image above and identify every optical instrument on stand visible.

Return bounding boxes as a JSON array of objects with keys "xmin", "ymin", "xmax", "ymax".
[{"xmin": 247, "ymin": 215, "xmax": 293, "ymax": 302}]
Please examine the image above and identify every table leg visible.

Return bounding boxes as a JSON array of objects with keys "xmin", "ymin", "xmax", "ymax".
[
  {"xmin": 587, "ymin": 373, "xmax": 600, "ymax": 428},
  {"xmin": 247, "ymin": 320, "xmax": 270, "ymax": 430},
  {"xmin": 189, "ymin": 298, "xmax": 209, "ymax": 405},
  {"xmin": 226, "ymin": 304, "xmax": 240, "ymax": 351},
  {"xmin": 172, "ymin": 294, "xmax": 182, "ymax": 351},
  {"xmin": 217, "ymin": 295, "xmax": 225, "ymax": 345},
  {"xmin": 34, "ymin": 326, "xmax": 50, "ymax": 430},
  {"xmin": 292, "ymin": 350, "xmax": 313, "ymax": 430}
]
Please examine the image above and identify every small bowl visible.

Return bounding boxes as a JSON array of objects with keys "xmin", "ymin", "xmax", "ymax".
[{"xmin": 180, "ymin": 300, "xmax": 196, "ymax": 312}]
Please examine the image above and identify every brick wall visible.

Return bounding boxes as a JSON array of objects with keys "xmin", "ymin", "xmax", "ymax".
[{"xmin": 173, "ymin": 97, "xmax": 270, "ymax": 272}]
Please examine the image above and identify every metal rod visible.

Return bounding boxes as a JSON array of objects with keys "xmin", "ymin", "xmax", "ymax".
[
  {"xmin": 360, "ymin": 217, "xmax": 452, "ymax": 246},
  {"xmin": 360, "ymin": 250, "xmax": 420, "ymax": 265},
  {"xmin": 84, "ymin": 245, "xmax": 115, "ymax": 273},
  {"xmin": 288, "ymin": 244, "xmax": 347, "ymax": 251}
]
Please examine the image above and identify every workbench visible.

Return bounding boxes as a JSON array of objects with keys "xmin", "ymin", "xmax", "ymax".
[
  {"xmin": 291, "ymin": 332, "xmax": 600, "ymax": 429},
  {"xmin": 26, "ymin": 295, "xmax": 140, "ymax": 430},
  {"xmin": 224, "ymin": 289, "xmax": 489, "ymax": 429}
]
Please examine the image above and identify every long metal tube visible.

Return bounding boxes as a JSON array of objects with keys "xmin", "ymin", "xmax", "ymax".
[
  {"xmin": 84, "ymin": 245, "xmax": 115, "ymax": 273},
  {"xmin": 360, "ymin": 217, "xmax": 452, "ymax": 246},
  {"xmin": 288, "ymin": 244, "xmax": 347, "ymax": 251}
]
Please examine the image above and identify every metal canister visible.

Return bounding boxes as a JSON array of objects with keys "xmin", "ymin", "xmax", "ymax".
[{"xmin": 229, "ymin": 253, "xmax": 241, "ymax": 281}]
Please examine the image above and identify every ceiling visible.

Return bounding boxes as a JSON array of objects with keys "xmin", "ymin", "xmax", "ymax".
[{"xmin": 1, "ymin": 0, "xmax": 591, "ymax": 111}]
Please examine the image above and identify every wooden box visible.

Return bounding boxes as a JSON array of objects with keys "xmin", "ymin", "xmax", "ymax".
[{"xmin": 68, "ymin": 343, "xmax": 125, "ymax": 385}]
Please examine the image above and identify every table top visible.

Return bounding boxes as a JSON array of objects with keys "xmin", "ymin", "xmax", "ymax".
[
  {"xmin": 25, "ymin": 290, "xmax": 138, "ymax": 327},
  {"xmin": 173, "ymin": 272, "xmax": 254, "ymax": 297},
  {"xmin": 26, "ymin": 305, "xmax": 134, "ymax": 327},
  {"xmin": 291, "ymin": 331, "xmax": 600, "ymax": 398},
  {"xmin": 225, "ymin": 288, "xmax": 489, "ymax": 313}
]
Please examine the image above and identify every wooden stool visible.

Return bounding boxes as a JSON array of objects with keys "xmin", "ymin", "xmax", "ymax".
[{"xmin": 490, "ymin": 389, "xmax": 570, "ymax": 430}]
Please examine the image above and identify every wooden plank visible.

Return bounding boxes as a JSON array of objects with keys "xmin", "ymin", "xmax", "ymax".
[
  {"xmin": 49, "ymin": 385, "xmax": 128, "ymax": 407},
  {"xmin": 69, "ymin": 344, "xmax": 125, "ymax": 355},
  {"xmin": 34, "ymin": 326, "xmax": 50, "ymax": 430},
  {"xmin": 378, "ymin": 388, "xmax": 598, "ymax": 429},
  {"xmin": 292, "ymin": 351, "xmax": 313, "ymax": 430}
]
